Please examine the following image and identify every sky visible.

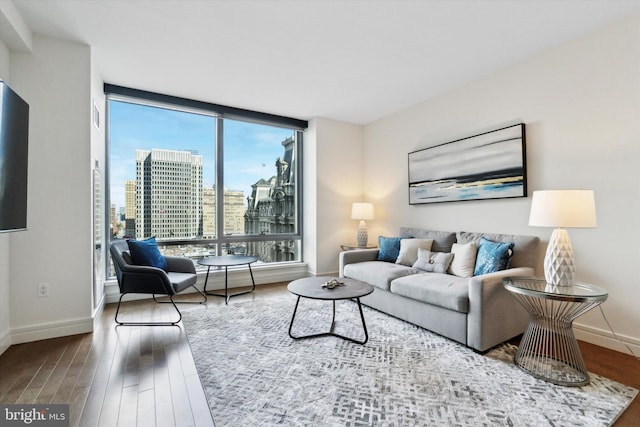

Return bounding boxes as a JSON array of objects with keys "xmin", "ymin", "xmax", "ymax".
[{"xmin": 108, "ymin": 100, "xmax": 294, "ymax": 211}]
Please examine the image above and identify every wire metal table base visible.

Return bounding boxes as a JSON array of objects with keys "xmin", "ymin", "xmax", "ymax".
[{"xmin": 511, "ymin": 295, "xmax": 603, "ymax": 386}]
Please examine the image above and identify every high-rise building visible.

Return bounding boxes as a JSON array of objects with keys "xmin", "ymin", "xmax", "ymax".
[
  {"xmin": 110, "ymin": 203, "xmax": 118, "ymax": 237},
  {"xmin": 202, "ymin": 186, "xmax": 216, "ymax": 239},
  {"xmin": 202, "ymin": 186, "xmax": 245, "ymax": 239},
  {"xmin": 135, "ymin": 149, "xmax": 203, "ymax": 240},
  {"xmin": 124, "ymin": 180, "xmax": 136, "ymax": 237},
  {"xmin": 224, "ymin": 189, "xmax": 246, "ymax": 235}
]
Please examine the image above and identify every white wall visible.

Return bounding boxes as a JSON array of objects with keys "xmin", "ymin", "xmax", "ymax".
[
  {"xmin": 362, "ymin": 14, "xmax": 640, "ymax": 354},
  {"xmin": 304, "ymin": 118, "xmax": 364, "ymax": 276},
  {"xmin": 90, "ymin": 52, "xmax": 105, "ymax": 314},
  {"xmin": 9, "ymin": 35, "xmax": 94, "ymax": 343},
  {"xmin": 0, "ymin": 40, "xmax": 12, "ymax": 354}
]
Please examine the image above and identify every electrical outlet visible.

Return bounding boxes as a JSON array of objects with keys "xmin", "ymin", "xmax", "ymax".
[{"xmin": 38, "ymin": 283, "xmax": 50, "ymax": 297}]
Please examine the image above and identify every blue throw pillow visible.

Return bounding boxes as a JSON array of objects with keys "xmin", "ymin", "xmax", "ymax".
[
  {"xmin": 473, "ymin": 237, "xmax": 514, "ymax": 276},
  {"xmin": 127, "ymin": 237, "xmax": 168, "ymax": 270},
  {"xmin": 377, "ymin": 236, "xmax": 401, "ymax": 262}
]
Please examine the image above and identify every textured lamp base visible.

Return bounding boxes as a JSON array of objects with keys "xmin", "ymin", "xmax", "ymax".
[
  {"xmin": 544, "ymin": 228, "xmax": 575, "ymax": 286},
  {"xmin": 357, "ymin": 220, "xmax": 368, "ymax": 247}
]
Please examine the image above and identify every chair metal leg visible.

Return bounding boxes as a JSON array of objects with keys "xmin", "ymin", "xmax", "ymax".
[
  {"xmin": 153, "ymin": 285, "xmax": 207, "ymax": 304},
  {"xmin": 115, "ymin": 293, "xmax": 182, "ymax": 326}
]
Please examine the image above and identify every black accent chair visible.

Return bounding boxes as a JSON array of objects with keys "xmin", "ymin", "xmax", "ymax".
[{"xmin": 110, "ymin": 239, "xmax": 206, "ymax": 326}]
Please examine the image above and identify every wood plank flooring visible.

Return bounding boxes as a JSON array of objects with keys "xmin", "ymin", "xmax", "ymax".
[{"xmin": 0, "ymin": 282, "xmax": 638, "ymax": 426}]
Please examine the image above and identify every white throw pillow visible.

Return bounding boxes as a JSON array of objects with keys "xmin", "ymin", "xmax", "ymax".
[
  {"xmin": 412, "ymin": 248, "xmax": 454, "ymax": 274},
  {"xmin": 395, "ymin": 238, "xmax": 433, "ymax": 266},
  {"xmin": 448, "ymin": 242, "xmax": 478, "ymax": 278}
]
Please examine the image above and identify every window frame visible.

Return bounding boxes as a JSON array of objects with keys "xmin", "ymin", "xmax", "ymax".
[{"xmin": 104, "ymin": 84, "xmax": 307, "ymax": 276}]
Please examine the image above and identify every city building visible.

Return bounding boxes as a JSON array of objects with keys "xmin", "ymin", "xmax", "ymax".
[
  {"xmin": 135, "ymin": 148, "xmax": 203, "ymax": 240},
  {"xmin": 245, "ymin": 137, "xmax": 297, "ymax": 262},
  {"xmin": 124, "ymin": 180, "xmax": 135, "ymax": 237}
]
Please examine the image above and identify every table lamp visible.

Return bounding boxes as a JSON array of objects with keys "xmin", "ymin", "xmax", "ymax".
[
  {"xmin": 528, "ymin": 190, "xmax": 597, "ymax": 286},
  {"xmin": 351, "ymin": 202, "xmax": 374, "ymax": 247}
]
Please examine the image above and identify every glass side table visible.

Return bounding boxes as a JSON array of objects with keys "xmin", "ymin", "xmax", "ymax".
[
  {"xmin": 502, "ymin": 277, "xmax": 608, "ymax": 386},
  {"xmin": 340, "ymin": 243, "xmax": 377, "ymax": 251}
]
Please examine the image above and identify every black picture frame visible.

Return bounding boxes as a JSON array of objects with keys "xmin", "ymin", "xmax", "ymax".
[{"xmin": 408, "ymin": 123, "xmax": 526, "ymax": 205}]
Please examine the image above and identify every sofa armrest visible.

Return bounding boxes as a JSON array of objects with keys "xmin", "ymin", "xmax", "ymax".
[
  {"xmin": 339, "ymin": 249, "xmax": 379, "ymax": 277},
  {"xmin": 466, "ymin": 267, "xmax": 533, "ymax": 352}
]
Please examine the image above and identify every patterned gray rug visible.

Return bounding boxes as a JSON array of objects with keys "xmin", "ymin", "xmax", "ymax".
[{"xmin": 182, "ymin": 296, "xmax": 637, "ymax": 426}]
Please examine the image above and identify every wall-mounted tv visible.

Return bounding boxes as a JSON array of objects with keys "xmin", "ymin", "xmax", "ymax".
[{"xmin": 0, "ymin": 80, "xmax": 29, "ymax": 233}]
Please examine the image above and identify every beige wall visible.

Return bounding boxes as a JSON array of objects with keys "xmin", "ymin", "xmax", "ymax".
[
  {"xmin": 304, "ymin": 118, "xmax": 364, "ymax": 276},
  {"xmin": 361, "ymin": 14, "xmax": 640, "ymax": 353}
]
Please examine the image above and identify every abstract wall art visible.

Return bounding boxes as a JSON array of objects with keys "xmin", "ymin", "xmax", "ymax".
[{"xmin": 408, "ymin": 123, "xmax": 526, "ymax": 205}]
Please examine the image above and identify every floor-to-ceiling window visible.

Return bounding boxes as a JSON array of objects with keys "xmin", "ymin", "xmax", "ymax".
[{"xmin": 105, "ymin": 85, "xmax": 306, "ymax": 276}]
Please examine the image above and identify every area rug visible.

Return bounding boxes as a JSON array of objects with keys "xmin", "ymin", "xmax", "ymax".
[{"xmin": 182, "ymin": 296, "xmax": 637, "ymax": 427}]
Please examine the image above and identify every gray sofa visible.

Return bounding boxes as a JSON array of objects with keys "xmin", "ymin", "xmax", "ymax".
[{"xmin": 339, "ymin": 227, "xmax": 540, "ymax": 352}]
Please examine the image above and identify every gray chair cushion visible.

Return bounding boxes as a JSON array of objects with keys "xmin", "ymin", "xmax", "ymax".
[
  {"xmin": 390, "ymin": 272, "xmax": 470, "ymax": 313},
  {"xmin": 343, "ymin": 261, "xmax": 418, "ymax": 291},
  {"xmin": 167, "ymin": 272, "xmax": 198, "ymax": 293},
  {"xmin": 399, "ymin": 227, "xmax": 457, "ymax": 253},
  {"xmin": 457, "ymin": 231, "xmax": 539, "ymax": 269}
]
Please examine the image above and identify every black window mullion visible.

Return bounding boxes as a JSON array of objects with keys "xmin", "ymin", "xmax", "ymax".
[
  {"xmin": 216, "ymin": 117, "xmax": 224, "ymax": 252},
  {"xmin": 104, "ymin": 83, "xmax": 308, "ymax": 130}
]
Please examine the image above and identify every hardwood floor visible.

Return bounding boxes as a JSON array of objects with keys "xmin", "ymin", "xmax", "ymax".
[{"xmin": 0, "ymin": 282, "xmax": 638, "ymax": 426}]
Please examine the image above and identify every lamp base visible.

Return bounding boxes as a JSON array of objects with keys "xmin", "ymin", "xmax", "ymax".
[
  {"xmin": 356, "ymin": 220, "xmax": 368, "ymax": 247},
  {"xmin": 544, "ymin": 228, "xmax": 575, "ymax": 286}
]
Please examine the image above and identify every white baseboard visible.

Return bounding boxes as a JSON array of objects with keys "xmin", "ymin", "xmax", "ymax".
[
  {"xmin": 11, "ymin": 317, "xmax": 94, "ymax": 345},
  {"xmin": 573, "ymin": 321, "xmax": 640, "ymax": 356},
  {"xmin": 0, "ymin": 329, "xmax": 10, "ymax": 356},
  {"xmin": 105, "ymin": 262, "xmax": 309, "ymax": 304}
]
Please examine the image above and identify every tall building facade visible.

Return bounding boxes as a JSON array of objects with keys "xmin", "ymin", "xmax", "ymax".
[
  {"xmin": 202, "ymin": 186, "xmax": 245, "ymax": 239},
  {"xmin": 224, "ymin": 189, "xmax": 246, "ymax": 235},
  {"xmin": 202, "ymin": 186, "xmax": 216, "ymax": 239},
  {"xmin": 124, "ymin": 180, "xmax": 136, "ymax": 237},
  {"xmin": 244, "ymin": 137, "xmax": 297, "ymax": 262},
  {"xmin": 135, "ymin": 149, "xmax": 203, "ymax": 240}
]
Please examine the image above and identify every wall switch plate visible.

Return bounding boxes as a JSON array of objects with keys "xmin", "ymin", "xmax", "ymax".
[{"xmin": 38, "ymin": 283, "xmax": 50, "ymax": 297}]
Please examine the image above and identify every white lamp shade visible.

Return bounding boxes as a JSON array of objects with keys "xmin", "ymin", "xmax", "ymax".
[
  {"xmin": 351, "ymin": 203, "xmax": 374, "ymax": 220},
  {"xmin": 528, "ymin": 190, "xmax": 597, "ymax": 228}
]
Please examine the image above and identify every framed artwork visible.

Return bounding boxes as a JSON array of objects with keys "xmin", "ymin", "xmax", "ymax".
[{"xmin": 408, "ymin": 123, "xmax": 526, "ymax": 205}]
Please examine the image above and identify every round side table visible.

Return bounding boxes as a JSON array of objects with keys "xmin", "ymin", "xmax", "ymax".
[
  {"xmin": 198, "ymin": 255, "xmax": 259, "ymax": 305},
  {"xmin": 503, "ymin": 277, "xmax": 608, "ymax": 386}
]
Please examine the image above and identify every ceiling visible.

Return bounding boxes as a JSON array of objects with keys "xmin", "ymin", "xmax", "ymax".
[{"xmin": 10, "ymin": 0, "xmax": 640, "ymax": 125}]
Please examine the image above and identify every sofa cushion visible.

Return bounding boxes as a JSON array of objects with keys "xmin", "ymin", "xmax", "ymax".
[
  {"xmin": 343, "ymin": 261, "xmax": 418, "ymax": 291},
  {"xmin": 448, "ymin": 242, "xmax": 477, "ymax": 278},
  {"xmin": 399, "ymin": 227, "xmax": 457, "ymax": 253},
  {"xmin": 412, "ymin": 249, "xmax": 454, "ymax": 274},
  {"xmin": 390, "ymin": 273, "xmax": 470, "ymax": 313},
  {"xmin": 457, "ymin": 231, "xmax": 540, "ymax": 269},
  {"xmin": 473, "ymin": 237, "xmax": 514, "ymax": 275},
  {"xmin": 377, "ymin": 236, "xmax": 401, "ymax": 262},
  {"xmin": 396, "ymin": 238, "xmax": 433, "ymax": 266}
]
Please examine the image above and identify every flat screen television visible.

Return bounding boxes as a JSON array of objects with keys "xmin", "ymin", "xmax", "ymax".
[{"xmin": 0, "ymin": 80, "xmax": 29, "ymax": 233}]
